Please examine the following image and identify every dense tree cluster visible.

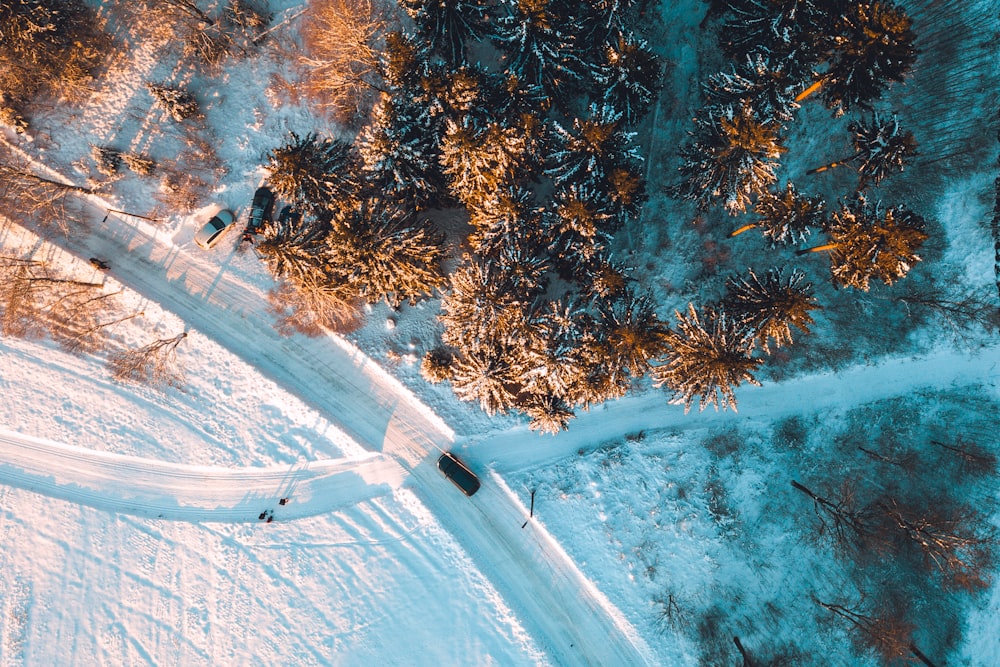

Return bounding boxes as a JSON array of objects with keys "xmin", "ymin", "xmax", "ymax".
[
  {"xmin": 676, "ymin": 1, "xmax": 918, "ymax": 217},
  {"xmin": 0, "ymin": 0, "xmax": 110, "ymax": 130}
]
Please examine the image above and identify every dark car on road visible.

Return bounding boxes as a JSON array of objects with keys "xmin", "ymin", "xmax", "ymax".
[
  {"xmin": 247, "ymin": 186, "xmax": 274, "ymax": 233},
  {"xmin": 437, "ymin": 452, "xmax": 481, "ymax": 497}
]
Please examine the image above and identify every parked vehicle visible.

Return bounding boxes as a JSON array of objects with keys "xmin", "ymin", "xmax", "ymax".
[
  {"xmin": 247, "ymin": 186, "xmax": 274, "ymax": 233},
  {"xmin": 437, "ymin": 452, "xmax": 481, "ymax": 497},
  {"xmin": 194, "ymin": 209, "xmax": 236, "ymax": 249}
]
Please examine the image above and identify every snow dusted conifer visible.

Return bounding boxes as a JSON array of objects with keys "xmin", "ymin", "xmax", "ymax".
[
  {"xmin": 801, "ymin": 198, "xmax": 928, "ymax": 291},
  {"xmin": 591, "ymin": 289, "xmax": 669, "ymax": 380},
  {"xmin": 521, "ymin": 298, "xmax": 593, "ymax": 401},
  {"xmin": 400, "ymin": 0, "xmax": 491, "ymax": 65},
  {"xmin": 723, "ymin": 267, "xmax": 819, "ymax": 353},
  {"xmin": 675, "ymin": 102, "xmax": 786, "ymax": 215},
  {"xmin": 653, "ymin": 303, "xmax": 762, "ymax": 412},
  {"xmin": 493, "ymin": 0, "xmax": 589, "ymax": 96},
  {"xmin": 257, "ymin": 209, "xmax": 330, "ymax": 285},
  {"xmin": 545, "ymin": 183, "xmax": 616, "ymax": 271},
  {"xmin": 326, "ymin": 197, "xmax": 447, "ymax": 305},
  {"xmin": 147, "ymin": 83, "xmax": 201, "ymax": 122},
  {"xmin": 439, "ymin": 119, "xmax": 527, "ymax": 207},
  {"xmin": 439, "ymin": 254, "xmax": 541, "ymax": 355},
  {"xmin": 731, "ymin": 180, "xmax": 825, "ymax": 245},
  {"xmin": 449, "ymin": 343, "xmax": 523, "ymax": 415},
  {"xmin": 597, "ymin": 32, "xmax": 661, "ymax": 126},
  {"xmin": 420, "ymin": 346, "xmax": 455, "ymax": 383},
  {"xmin": 523, "ymin": 392, "xmax": 575, "ymax": 434},
  {"xmin": 720, "ymin": 0, "xmax": 838, "ymax": 77},
  {"xmin": 811, "ymin": 2, "xmax": 917, "ymax": 116},
  {"xmin": 358, "ymin": 95, "xmax": 441, "ymax": 208},
  {"xmin": 849, "ymin": 113, "xmax": 917, "ymax": 189},
  {"xmin": 546, "ymin": 104, "xmax": 641, "ymax": 190},
  {"xmin": 704, "ymin": 52, "xmax": 799, "ymax": 124},
  {"xmin": 265, "ymin": 132, "xmax": 359, "ymax": 211}
]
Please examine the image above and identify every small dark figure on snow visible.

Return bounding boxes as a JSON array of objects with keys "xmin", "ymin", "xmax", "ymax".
[
  {"xmin": 89, "ymin": 257, "xmax": 110, "ymax": 270},
  {"xmin": 259, "ymin": 511, "xmax": 268, "ymax": 520},
  {"xmin": 279, "ymin": 498, "xmax": 289, "ymax": 505}
]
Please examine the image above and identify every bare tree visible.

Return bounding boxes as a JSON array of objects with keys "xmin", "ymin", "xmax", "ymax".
[
  {"xmin": 0, "ymin": 147, "xmax": 93, "ymax": 236},
  {"xmin": 814, "ymin": 597, "xmax": 937, "ymax": 667},
  {"xmin": 108, "ymin": 332, "xmax": 188, "ymax": 387},
  {"xmin": 876, "ymin": 498, "xmax": 994, "ymax": 590},
  {"xmin": 299, "ymin": 0, "xmax": 394, "ymax": 121},
  {"xmin": 0, "ymin": 256, "xmax": 117, "ymax": 349},
  {"xmin": 791, "ymin": 480, "xmax": 874, "ymax": 551}
]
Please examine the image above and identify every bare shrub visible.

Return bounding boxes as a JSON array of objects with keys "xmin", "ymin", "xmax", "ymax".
[
  {"xmin": 266, "ymin": 279, "xmax": 363, "ymax": 336},
  {"xmin": 108, "ymin": 332, "xmax": 188, "ymax": 387},
  {"xmin": 91, "ymin": 145, "xmax": 123, "ymax": 177},
  {"xmin": 154, "ymin": 168, "xmax": 210, "ymax": 214}
]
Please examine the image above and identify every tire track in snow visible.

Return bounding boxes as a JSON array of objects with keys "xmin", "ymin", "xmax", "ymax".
[{"xmin": 0, "ymin": 429, "xmax": 402, "ymax": 521}]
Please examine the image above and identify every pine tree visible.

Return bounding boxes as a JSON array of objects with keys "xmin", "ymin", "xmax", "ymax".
[
  {"xmin": 850, "ymin": 113, "xmax": 917, "ymax": 189},
  {"xmin": 723, "ymin": 267, "xmax": 819, "ymax": 352},
  {"xmin": 326, "ymin": 197, "xmax": 447, "ymax": 305},
  {"xmin": 449, "ymin": 342, "xmax": 523, "ymax": 415},
  {"xmin": 521, "ymin": 298, "xmax": 593, "ymax": 402},
  {"xmin": 810, "ymin": 2, "xmax": 917, "ymax": 116},
  {"xmin": 265, "ymin": 132, "xmax": 359, "ymax": 211},
  {"xmin": 400, "ymin": 0, "xmax": 491, "ymax": 65},
  {"xmin": 439, "ymin": 119, "xmax": 528, "ymax": 207},
  {"xmin": 720, "ymin": 0, "xmax": 838, "ymax": 77},
  {"xmin": 730, "ymin": 180, "xmax": 826, "ymax": 245},
  {"xmin": 704, "ymin": 52, "xmax": 799, "ymax": 124},
  {"xmin": 675, "ymin": 102, "xmax": 787, "ymax": 215},
  {"xmin": 439, "ymin": 256, "xmax": 534, "ymax": 351},
  {"xmin": 256, "ymin": 209, "xmax": 330, "ymax": 284},
  {"xmin": 591, "ymin": 289, "xmax": 670, "ymax": 380},
  {"xmin": 653, "ymin": 303, "xmax": 762, "ymax": 412},
  {"xmin": 799, "ymin": 198, "xmax": 928, "ymax": 290},
  {"xmin": 147, "ymin": 83, "xmax": 201, "ymax": 122},
  {"xmin": 805, "ymin": 113, "xmax": 917, "ymax": 188},
  {"xmin": 493, "ymin": 0, "xmax": 589, "ymax": 97},
  {"xmin": 523, "ymin": 392, "xmax": 575, "ymax": 434},
  {"xmin": 546, "ymin": 104, "xmax": 641, "ymax": 190},
  {"xmin": 545, "ymin": 183, "xmax": 617, "ymax": 273},
  {"xmin": 358, "ymin": 95, "xmax": 442, "ymax": 209},
  {"xmin": 597, "ymin": 32, "xmax": 661, "ymax": 126}
]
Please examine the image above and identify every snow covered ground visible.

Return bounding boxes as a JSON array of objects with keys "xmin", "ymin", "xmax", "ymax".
[{"xmin": 2, "ymin": 0, "xmax": 1000, "ymax": 664}]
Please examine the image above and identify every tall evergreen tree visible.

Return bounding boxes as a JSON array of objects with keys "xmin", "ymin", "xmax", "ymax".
[
  {"xmin": 265, "ymin": 132, "xmax": 359, "ymax": 211},
  {"xmin": 439, "ymin": 119, "xmax": 529, "ymax": 207},
  {"xmin": 653, "ymin": 303, "xmax": 762, "ymax": 412},
  {"xmin": 399, "ymin": 0, "xmax": 492, "ymax": 65},
  {"xmin": 256, "ymin": 209, "xmax": 331, "ymax": 284},
  {"xmin": 808, "ymin": 2, "xmax": 917, "ymax": 116},
  {"xmin": 493, "ymin": 0, "xmax": 590, "ymax": 97},
  {"xmin": 546, "ymin": 104, "xmax": 641, "ymax": 190},
  {"xmin": 449, "ymin": 342, "xmax": 523, "ymax": 415},
  {"xmin": 358, "ymin": 95, "xmax": 442, "ymax": 208},
  {"xmin": 799, "ymin": 198, "xmax": 928, "ymax": 290},
  {"xmin": 849, "ymin": 113, "xmax": 917, "ymax": 189},
  {"xmin": 326, "ymin": 197, "xmax": 447, "ymax": 305},
  {"xmin": 591, "ymin": 289, "xmax": 670, "ymax": 380},
  {"xmin": 704, "ymin": 52, "xmax": 799, "ymax": 124},
  {"xmin": 597, "ymin": 32, "xmax": 661, "ymax": 126},
  {"xmin": 729, "ymin": 180, "xmax": 826, "ymax": 245},
  {"xmin": 675, "ymin": 102, "xmax": 787, "ymax": 214},
  {"xmin": 439, "ymin": 256, "xmax": 534, "ymax": 350},
  {"xmin": 723, "ymin": 267, "xmax": 820, "ymax": 352}
]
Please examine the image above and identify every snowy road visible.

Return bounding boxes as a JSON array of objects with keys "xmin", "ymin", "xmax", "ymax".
[
  {"xmin": 4, "ymin": 203, "xmax": 657, "ymax": 666},
  {"xmin": 4, "ymin": 187, "xmax": 997, "ymax": 666}
]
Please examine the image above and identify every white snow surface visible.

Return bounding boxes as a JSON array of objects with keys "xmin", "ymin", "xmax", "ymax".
[{"xmin": 2, "ymin": 0, "xmax": 1000, "ymax": 664}]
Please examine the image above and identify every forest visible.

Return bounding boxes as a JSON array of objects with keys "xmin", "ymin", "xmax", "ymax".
[{"xmin": 2, "ymin": 0, "xmax": 1000, "ymax": 664}]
